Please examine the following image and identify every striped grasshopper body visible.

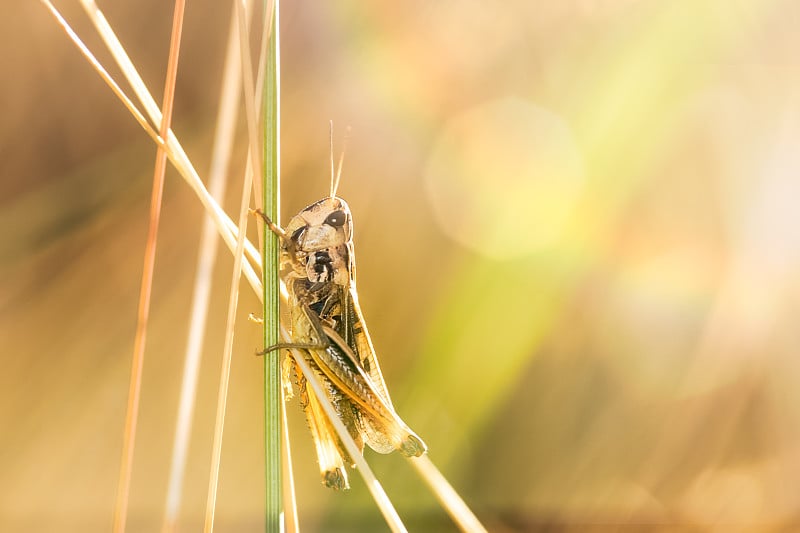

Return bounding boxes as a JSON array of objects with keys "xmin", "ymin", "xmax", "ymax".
[{"xmin": 259, "ymin": 196, "xmax": 426, "ymax": 490}]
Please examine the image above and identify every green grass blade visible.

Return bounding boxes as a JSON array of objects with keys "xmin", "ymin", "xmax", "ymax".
[{"xmin": 262, "ymin": 0, "xmax": 282, "ymax": 531}]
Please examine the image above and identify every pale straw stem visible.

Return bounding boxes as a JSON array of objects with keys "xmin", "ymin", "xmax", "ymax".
[
  {"xmin": 281, "ymin": 385, "xmax": 299, "ymax": 533},
  {"xmin": 409, "ymin": 455, "xmax": 488, "ymax": 532},
  {"xmin": 202, "ymin": 136, "xmax": 254, "ymax": 533},
  {"xmin": 161, "ymin": 2, "xmax": 246, "ymax": 531},
  {"xmin": 39, "ymin": 0, "xmax": 163, "ymax": 147}
]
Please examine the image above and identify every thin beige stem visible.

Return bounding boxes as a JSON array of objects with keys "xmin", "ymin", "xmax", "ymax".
[
  {"xmin": 281, "ymin": 387, "xmax": 299, "ymax": 533},
  {"xmin": 235, "ymin": 0, "xmax": 263, "ymax": 205},
  {"xmin": 409, "ymin": 456, "xmax": 488, "ymax": 532},
  {"xmin": 250, "ymin": 0, "xmax": 274, "ymax": 214},
  {"xmin": 202, "ymin": 5, "xmax": 279, "ymax": 528},
  {"xmin": 203, "ymin": 141, "xmax": 254, "ymax": 533},
  {"xmin": 39, "ymin": 0, "xmax": 163, "ymax": 147},
  {"xmin": 161, "ymin": 2, "xmax": 247, "ymax": 531},
  {"xmin": 241, "ymin": 0, "xmax": 273, "ymax": 251},
  {"xmin": 113, "ymin": 1, "xmax": 186, "ymax": 531}
]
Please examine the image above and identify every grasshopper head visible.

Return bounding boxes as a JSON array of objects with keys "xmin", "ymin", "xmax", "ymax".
[{"xmin": 285, "ymin": 197, "xmax": 353, "ymax": 285}]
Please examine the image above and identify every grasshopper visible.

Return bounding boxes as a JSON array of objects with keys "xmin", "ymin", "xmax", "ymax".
[{"xmin": 256, "ymin": 140, "xmax": 426, "ymax": 490}]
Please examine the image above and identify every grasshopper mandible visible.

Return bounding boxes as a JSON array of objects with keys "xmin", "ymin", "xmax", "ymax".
[{"xmin": 256, "ymin": 135, "xmax": 426, "ymax": 490}]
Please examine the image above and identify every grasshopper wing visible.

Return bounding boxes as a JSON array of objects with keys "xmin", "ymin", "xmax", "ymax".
[{"xmin": 318, "ymin": 297, "xmax": 426, "ymax": 457}]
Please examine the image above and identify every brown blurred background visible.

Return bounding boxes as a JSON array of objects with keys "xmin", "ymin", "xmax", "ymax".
[{"xmin": 3, "ymin": 1, "xmax": 800, "ymax": 531}]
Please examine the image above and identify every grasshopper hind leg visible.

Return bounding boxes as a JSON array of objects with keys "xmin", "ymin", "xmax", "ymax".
[
  {"xmin": 323, "ymin": 468, "xmax": 348, "ymax": 491},
  {"xmin": 295, "ymin": 361, "xmax": 359, "ymax": 490}
]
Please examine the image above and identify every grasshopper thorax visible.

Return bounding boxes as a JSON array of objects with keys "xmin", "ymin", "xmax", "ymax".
[{"xmin": 284, "ymin": 197, "xmax": 353, "ymax": 286}]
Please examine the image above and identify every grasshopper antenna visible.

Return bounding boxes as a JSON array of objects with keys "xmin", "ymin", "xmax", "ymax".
[
  {"xmin": 330, "ymin": 125, "xmax": 350, "ymax": 199},
  {"xmin": 329, "ymin": 120, "xmax": 336, "ymax": 198}
]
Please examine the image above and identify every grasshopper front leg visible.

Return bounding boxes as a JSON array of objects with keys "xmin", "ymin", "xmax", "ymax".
[
  {"xmin": 251, "ymin": 208, "xmax": 285, "ymax": 239},
  {"xmin": 251, "ymin": 208, "xmax": 302, "ymax": 264}
]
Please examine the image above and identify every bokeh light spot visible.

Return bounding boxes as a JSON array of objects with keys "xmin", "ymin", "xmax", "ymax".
[{"xmin": 424, "ymin": 97, "xmax": 585, "ymax": 259}]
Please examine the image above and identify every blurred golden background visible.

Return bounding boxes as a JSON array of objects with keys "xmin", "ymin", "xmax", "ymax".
[{"xmin": 3, "ymin": 1, "xmax": 800, "ymax": 531}]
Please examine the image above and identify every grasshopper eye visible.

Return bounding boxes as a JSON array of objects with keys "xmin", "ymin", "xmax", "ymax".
[
  {"xmin": 324, "ymin": 210, "xmax": 346, "ymax": 228},
  {"xmin": 290, "ymin": 225, "xmax": 306, "ymax": 242}
]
